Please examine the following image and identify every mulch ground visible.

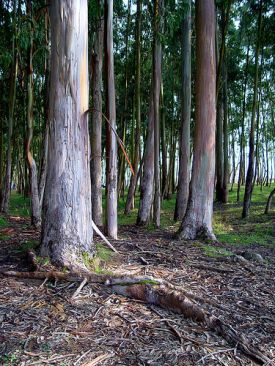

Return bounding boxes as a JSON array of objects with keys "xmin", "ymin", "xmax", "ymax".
[{"xmin": 0, "ymin": 216, "xmax": 274, "ymax": 366}]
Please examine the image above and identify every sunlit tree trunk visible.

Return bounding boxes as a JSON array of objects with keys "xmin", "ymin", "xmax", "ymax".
[
  {"xmin": 40, "ymin": 0, "xmax": 94, "ymax": 268},
  {"xmin": 222, "ymin": 61, "xmax": 228, "ymax": 203},
  {"xmin": 174, "ymin": 0, "xmax": 191, "ymax": 221},
  {"xmin": 104, "ymin": 0, "xmax": 118, "ymax": 238},
  {"xmin": 91, "ymin": 13, "xmax": 103, "ymax": 226},
  {"xmin": 242, "ymin": 0, "xmax": 263, "ymax": 218},
  {"xmin": 125, "ymin": 0, "xmax": 142, "ymax": 215},
  {"xmin": 178, "ymin": 0, "xmax": 216, "ymax": 241}
]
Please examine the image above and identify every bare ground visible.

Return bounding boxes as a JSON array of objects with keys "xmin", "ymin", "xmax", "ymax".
[{"xmin": 0, "ymin": 216, "xmax": 274, "ymax": 366}]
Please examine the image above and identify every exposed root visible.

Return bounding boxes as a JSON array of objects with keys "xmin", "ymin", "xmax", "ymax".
[{"xmin": 0, "ymin": 269, "xmax": 270, "ymax": 364}]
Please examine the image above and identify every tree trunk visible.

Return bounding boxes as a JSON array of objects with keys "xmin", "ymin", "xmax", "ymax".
[
  {"xmin": 25, "ymin": 0, "xmax": 41, "ymax": 228},
  {"xmin": 215, "ymin": 89, "xmax": 224, "ymax": 201},
  {"xmin": 178, "ymin": 0, "xmax": 216, "ymax": 241},
  {"xmin": 153, "ymin": 0, "xmax": 163, "ymax": 228},
  {"xmin": 174, "ymin": 0, "xmax": 191, "ymax": 221},
  {"xmin": 40, "ymin": 0, "xmax": 94, "ymax": 269},
  {"xmin": 0, "ymin": 83, "xmax": 3, "ymax": 203},
  {"xmin": 242, "ymin": 0, "xmax": 263, "ymax": 218},
  {"xmin": 104, "ymin": 0, "xmax": 118, "ymax": 238},
  {"xmin": 222, "ymin": 61, "xmax": 228, "ymax": 203},
  {"xmin": 160, "ymin": 80, "xmax": 168, "ymax": 198},
  {"xmin": 1, "ymin": 2, "xmax": 18, "ymax": 213},
  {"xmin": 237, "ymin": 44, "xmax": 250, "ymax": 202},
  {"xmin": 91, "ymin": 13, "xmax": 103, "ymax": 226},
  {"xmin": 125, "ymin": 0, "xmax": 142, "ymax": 215},
  {"xmin": 264, "ymin": 188, "xmax": 275, "ymax": 214},
  {"xmin": 117, "ymin": 0, "xmax": 131, "ymax": 200},
  {"xmin": 137, "ymin": 90, "xmax": 154, "ymax": 226},
  {"xmin": 230, "ymin": 133, "xmax": 236, "ymax": 192}
]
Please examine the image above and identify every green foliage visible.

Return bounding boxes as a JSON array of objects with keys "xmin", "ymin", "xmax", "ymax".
[{"xmin": 0, "ymin": 216, "xmax": 9, "ymax": 228}]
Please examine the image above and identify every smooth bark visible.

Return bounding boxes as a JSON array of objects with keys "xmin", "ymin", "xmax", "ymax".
[
  {"xmin": 174, "ymin": 0, "xmax": 191, "ymax": 221},
  {"xmin": 91, "ymin": 14, "xmax": 103, "ymax": 226},
  {"xmin": 153, "ymin": 0, "xmax": 163, "ymax": 228},
  {"xmin": 242, "ymin": 0, "xmax": 263, "ymax": 218},
  {"xmin": 178, "ymin": 0, "xmax": 216, "ymax": 241},
  {"xmin": 104, "ymin": 0, "xmax": 118, "ymax": 238},
  {"xmin": 40, "ymin": 0, "xmax": 94, "ymax": 268},
  {"xmin": 125, "ymin": 0, "xmax": 142, "ymax": 215}
]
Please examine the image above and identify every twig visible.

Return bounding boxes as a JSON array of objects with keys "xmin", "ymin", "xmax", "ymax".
[
  {"xmin": 71, "ymin": 278, "xmax": 88, "ymax": 300},
  {"xmin": 196, "ymin": 347, "xmax": 235, "ymax": 364},
  {"xmin": 92, "ymin": 220, "xmax": 118, "ymax": 253},
  {"xmin": 80, "ymin": 353, "xmax": 113, "ymax": 366}
]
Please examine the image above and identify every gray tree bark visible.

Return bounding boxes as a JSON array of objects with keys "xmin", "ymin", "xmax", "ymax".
[
  {"xmin": 40, "ymin": 0, "xmax": 94, "ymax": 269},
  {"xmin": 104, "ymin": 0, "xmax": 118, "ymax": 238},
  {"xmin": 178, "ymin": 0, "xmax": 216, "ymax": 241}
]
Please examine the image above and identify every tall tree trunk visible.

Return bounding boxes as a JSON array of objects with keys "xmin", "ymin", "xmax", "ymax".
[
  {"xmin": 215, "ymin": 90, "xmax": 224, "ymax": 201},
  {"xmin": 222, "ymin": 61, "xmax": 228, "ymax": 203},
  {"xmin": 40, "ymin": 0, "xmax": 94, "ymax": 268},
  {"xmin": 174, "ymin": 0, "xmax": 191, "ymax": 221},
  {"xmin": 237, "ymin": 44, "xmax": 250, "ymax": 202},
  {"xmin": 1, "ymin": 1, "xmax": 18, "ymax": 213},
  {"xmin": 242, "ymin": 0, "xmax": 263, "ymax": 218},
  {"xmin": 137, "ymin": 90, "xmax": 154, "ymax": 226},
  {"xmin": 178, "ymin": 0, "xmax": 216, "ymax": 241},
  {"xmin": 160, "ymin": 80, "xmax": 168, "ymax": 197},
  {"xmin": 39, "ymin": 4, "xmax": 50, "ymax": 209},
  {"xmin": 104, "ymin": 0, "xmax": 118, "ymax": 238},
  {"xmin": 230, "ymin": 133, "xmax": 236, "ymax": 192},
  {"xmin": 25, "ymin": 0, "xmax": 41, "ymax": 228},
  {"xmin": 91, "ymin": 13, "xmax": 103, "ymax": 226},
  {"xmin": 125, "ymin": 0, "xmax": 142, "ymax": 215},
  {"xmin": 118, "ymin": 0, "xmax": 131, "ymax": 199},
  {"xmin": 153, "ymin": 0, "xmax": 163, "ymax": 228}
]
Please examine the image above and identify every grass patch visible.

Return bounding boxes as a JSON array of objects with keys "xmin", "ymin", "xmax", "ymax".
[
  {"xmin": 201, "ymin": 244, "xmax": 233, "ymax": 258},
  {"xmin": 0, "ymin": 216, "xmax": 9, "ymax": 228},
  {"xmin": 9, "ymin": 191, "xmax": 30, "ymax": 217}
]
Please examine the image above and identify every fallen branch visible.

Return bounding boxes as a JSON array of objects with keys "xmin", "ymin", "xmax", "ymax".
[
  {"xmin": 1, "ymin": 270, "xmax": 271, "ymax": 364},
  {"xmin": 91, "ymin": 220, "xmax": 118, "ymax": 253}
]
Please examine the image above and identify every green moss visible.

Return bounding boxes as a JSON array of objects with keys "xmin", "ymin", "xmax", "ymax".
[{"xmin": 96, "ymin": 243, "xmax": 115, "ymax": 261}]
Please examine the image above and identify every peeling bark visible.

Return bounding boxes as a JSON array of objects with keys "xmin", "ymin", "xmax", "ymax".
[{"xmin": 40, "ymin": 0, "xmax": 94, "ymax": 268}]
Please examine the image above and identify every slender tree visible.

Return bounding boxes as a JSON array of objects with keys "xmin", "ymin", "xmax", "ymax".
[
  {"xmin": 125, "ymin": 0, "xmax": 142, "ymax": 215},
  {"xmin": 174, "ymin": 0, "xmax": 191, "ymax": 221},
  {"xmin": 242, "ymin": 0, "xmax": 263, "ymax": 218},
  {"xmin": 153, "ymin": 0, "xmax": 163, "ymax": 228},
  {"xmin": 40, "ymin": 0, "xmax": 94, "ymax": 268},
  {"xmin": 104, "ymin": 0, "xmax": 118, "ymax": 238},
  {"xmin": 178, "ymin": 0, "xmax": 216, "ymax": 240},
  {"xmin": 25, "ymin": 0, "xmax": 41, "ymax": 227},
  {"xmin": 91, "ymin": 9, "xmax": 103, "ymax": 226}
]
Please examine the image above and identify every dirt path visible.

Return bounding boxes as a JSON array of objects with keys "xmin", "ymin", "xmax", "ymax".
[{"xmin": 0, "ymin": 218, "xmax": 274, "ymax": 365}]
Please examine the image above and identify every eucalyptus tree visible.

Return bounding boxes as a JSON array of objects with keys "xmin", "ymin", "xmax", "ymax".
[
  {"xmin": 178, "ymin": 0, "xmax": 216, "ymax": 240},
  {"xmin": 174, "ymin": 0, "xmax": 191, "ymax": 221},
  {"xmin": 242, "ymin": 0, "xmax": 263, "ymax": 218},
  {"xmin": 40, "ymin": 0, "xmax": 94, "ymax": 268},
  {"xmin": 104, "ymin": 0, "xmax": 118, "ymax": 238}
]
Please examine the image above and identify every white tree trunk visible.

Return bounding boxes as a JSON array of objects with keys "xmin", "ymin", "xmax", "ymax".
[{"xmin": 40, "ymin": 0, "xmax": 94, "ymax": 268}]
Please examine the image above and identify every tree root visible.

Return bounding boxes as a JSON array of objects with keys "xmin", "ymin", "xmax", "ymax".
[{"xmin": 0, "ymin": 269, "xmax": 270, "ymax": 364}]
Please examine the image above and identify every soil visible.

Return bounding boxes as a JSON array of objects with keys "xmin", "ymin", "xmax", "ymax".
[{"xmin": 0, "ymin": 216, "xmax": 274, "ymax": 366}]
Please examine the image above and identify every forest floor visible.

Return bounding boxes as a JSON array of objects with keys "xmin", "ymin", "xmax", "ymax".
[{"xmin": 0, "ymin": 185, "xmax": 274, "ymax": 366}]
